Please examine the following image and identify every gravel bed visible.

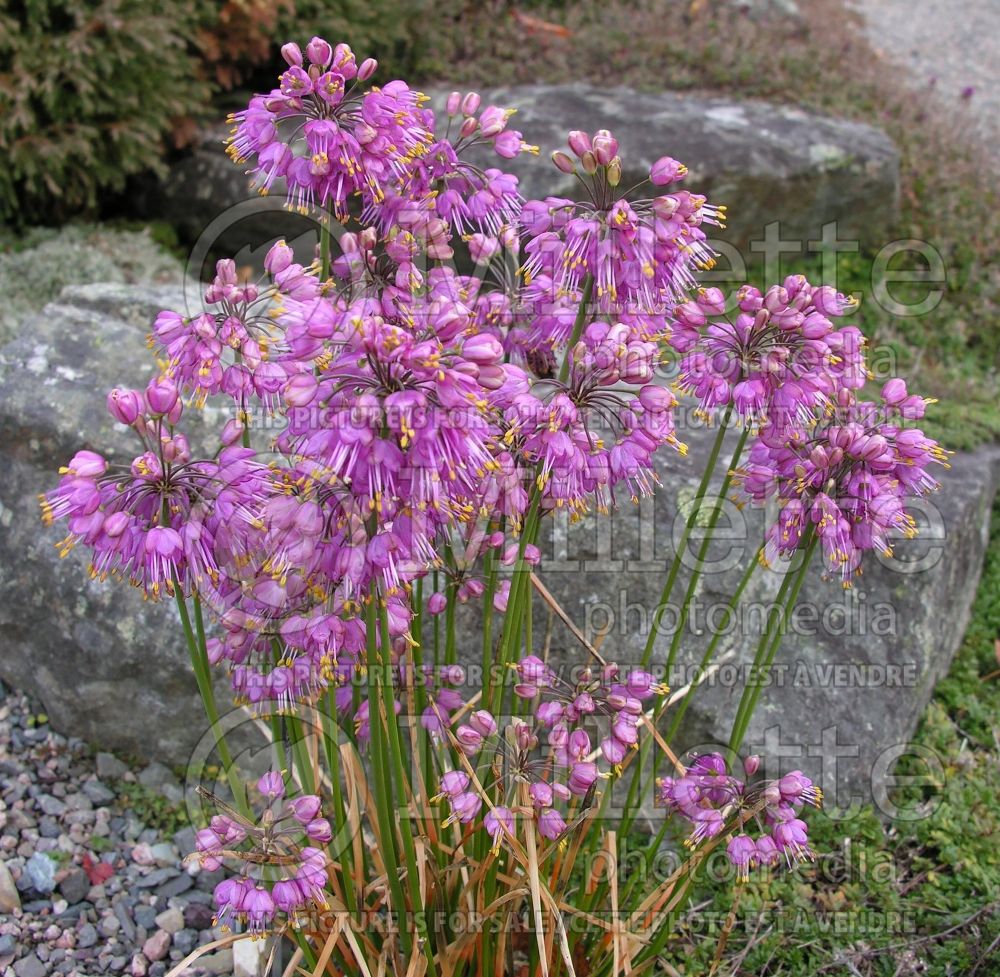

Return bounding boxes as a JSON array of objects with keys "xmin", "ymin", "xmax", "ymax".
[{"xmin": 0, "ymin": 683, "xmax": 236, "ymax": 977}]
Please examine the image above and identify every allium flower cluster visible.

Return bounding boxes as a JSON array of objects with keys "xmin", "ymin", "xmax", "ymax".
[
  {"xmin": 673, "ymin": 276, "xmax": 866, "ymax": 431},
  {"xmin": 435, "ymin": 659, "xmax": 666, "ymax": 847},
  {"xmin": 196, "ymin": 773, "xmax": 331, "ymax": 935},
  {"xmin": 736, "ymin": 379, "xmax": 950, "ymax": 582},
  {"xmin": 658, "ymin": 754, "xmax": 822, "ymax": 880}
]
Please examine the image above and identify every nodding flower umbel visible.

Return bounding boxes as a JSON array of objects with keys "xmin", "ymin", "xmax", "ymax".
[
  {"xmin": 659, "ymin": 753, "xmax": 823, "ymax": 880},
  {"xmin": 195, "ymin": 773, "xmax": 331, "ymax": 936},
  {"xmin": 735, "ymin": 379, "xmax": 950, "ymax": 584},
  {"xmin": 432, "ymin": 661, "xmax": 667, "ymax": 849}
]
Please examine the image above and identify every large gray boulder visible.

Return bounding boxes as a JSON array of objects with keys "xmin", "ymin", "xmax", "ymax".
[
  {"xmin": 145, "ymin": 86, "xmax": 899, "ymax": 258},
  {"xmin": 2, "ymin": 283, "xmax": 993, "ymax": 811},
  {"xmin": 471, "ymin": 85, "xmax": 899, "ymax": 251},
  {"xmin": 482, "ymin": 419, "xmax": 1000, "ymax": 811},
  {"xmin": 0, "ymin": 283, "xmax": 233, "ymax": 766}
]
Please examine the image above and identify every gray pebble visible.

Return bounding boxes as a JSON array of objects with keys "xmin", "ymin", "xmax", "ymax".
[
  {"xmin": 95, "ymin": 753, "xmax": 128, "ymax": 781},
  {"xmin": 172, "ymin": 928, "xmax": 197, "ymax": 954},
  {"xmin": 113, "ymin": 900, "xmax": 137, "ymax": 941},
  {"xmin": 77, "ymin": 922, "xmax": 99, "ymax": 948},
  {"xmin": 0, "ymin": 934, "xmax": 16, "ymax": 955},
  {"xmin": 58, "ymin": 868, "xmax": 90, "ymax": 906},
  {"xmin": 82, "ymin": 780, "xmax": 115, "ymax": 806},
  {"xmin": 36, "ymin": 794, "xmax": 66, "ymax": 817},
  {"xmin": 13, "ymin": 953, "xmax": 47, "ymax": 977},
  {"xmin": 134, "ymin": 868, "xmax": 178, "ymax": 889},
  {"xmin": 23, "ymin": 853, "xmax": 57, "ymax": 894},
  {"xmin": 134, "ymin": 905, "xmax": 157, "ymax": 930},
  {"xmin": 156, "ymin": 874, "xmax": 193, "ymax": 900}
]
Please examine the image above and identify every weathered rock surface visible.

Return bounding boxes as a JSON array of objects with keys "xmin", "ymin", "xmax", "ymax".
[
  {"xmin": 0, "ymin": 283, "xmax": 232, "ymax": 765},
  {"xmin": 465, "ymin": 418, "xmax": 1000, "ymax": 809},
  {"xmin": 147, "ymin": 86, "xmax": 899, "ymax": 258},
  {"xmin": 464, "ymin": 85, "xmax": 899, "ymax": 251},
  {"xmin": 1, "ymin": 283, "xmax": 994, "ymax": 809}
]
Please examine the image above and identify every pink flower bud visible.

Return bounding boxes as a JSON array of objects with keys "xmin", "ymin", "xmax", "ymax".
[
  {"xmin": 289, "ymin": 795, "xmax": 322, "ymax": 823},
  {"xmin": 461, "ymin": 92, "xmax": 481, "ymax": 116},
  {"xmin": 265, "ymin": 239, "xmax": 293, "ymax": 275},
  {"xmin": 469, "ymin": 710, "xmax": 497, "ymax": 737},
  {"xmin": 357, "ymin": 57, "xmax": 377, "ymax": 81},
  {"xmin": 107, "ymin": 387, "xmax": 142, "ymax": 426},
  {"xmin": 650, "ymin": 156, "xmax": 687, "ymax": 185},
  {"xmin": 882, "ymin": 378, "xmax": 907, "ymax": 405},
  {"xmin": 591, "ymin": 130, "xmax": 618, "ymax": 165},
  {"xmin": 145, "ymin": 377, "xmax": 178, "ymax": 416},
  {"xmin": 551, "ymin": 150, "xmax": 575, "ymax": 173},
  {"xmin": 566, "ymin": 130, "xmax": 592, "ymax": 157},
  {"xmin": 306, "ymin": 37, "xmax": 333, "ymax": 66},
  {"xmin": 446, "ymin": 91, "xmax": 461, "ymax": 115},
  {"xmin": 220, "ymin": 417, "xmax": 245, "ymax": 446},
  {"xmin": 281, "ymin": 42, "xmax": 302, "ymax": 66},
  {"xmin": 459, "ymin": 116, "xmax": 478, "ymax": 138},
  {"xmin": 257, "ymin": 771, "xmax": 285, "ymax": 799},
  {"xmin": 427, "ymin": 592, "xmax": 447, "ymax": 615}
]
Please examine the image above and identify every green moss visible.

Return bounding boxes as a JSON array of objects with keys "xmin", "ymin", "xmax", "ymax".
[{"xmin": 115, "ymin": 782, "xmax": 189, "ymax": 836}]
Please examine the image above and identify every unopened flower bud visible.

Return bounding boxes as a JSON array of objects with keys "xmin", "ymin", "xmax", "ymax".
[
  {"xmin": 357, "ymin": 57, "xmax": 377, "ymax": 81},
  {"xmin": 567, "ymin": 129, "xmax": 592, "ymax": 157},
  {"xmin": 461, "ymin": 91, "xmax": 481, "ymax": 116},
  {"xmin": 551, "ymin": 150, "xmax": 576, "ymax": 174},
  {"xmin": 281, "ymin": 42, "xmax": 302, "ymax": 67},
  {"xmin": 606, "ymin": 156, "xmax": 622, "ymax": 186},
  {"xmin": 306, "ymin": 37, "xmax": 333, "ymax": 66}
]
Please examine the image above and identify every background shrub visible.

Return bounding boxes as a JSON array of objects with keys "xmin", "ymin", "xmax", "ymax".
[{"xmin": 0, "ymin": 0, "xmax": 211, "ymax": 224}]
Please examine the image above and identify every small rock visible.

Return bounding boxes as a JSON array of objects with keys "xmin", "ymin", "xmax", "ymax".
[
  {"xmin": 134, "ymin": 904, "xmax": 157, "ymax": 930},
  {"xmin": 0, "ymin": 933, "xmax": 16, "ymax": 956},
  {"xmin": 36, "ymin": 794, "xmax": 66, "ymax": 817},
  {"xmin": 57, "ymin": 868, "xmax": 90, "ymax": 905},
  {"xmin": 130, "ymin": 952, "xmax": 149, "ymax": 977},
  {"xmin": 82, "ymin": 781, "xmax": 115, "ymax": 806},
  {"xmin": 137, "ymin": 763, "xmax": 182, "ymax": 802},
  {"xmin": 199, "ymin": 949, "xmax": 234, "ymax": 974},
  {"xmin": 149, "ymin": 842, "xmax": 177, "ymax": 867},
  {"xmin": 99, "ymin": 915, "xmax": 120, "ymax": 938},
  {"xmin": 172, "ymin": 929, "xmax": 196, "ymax": 954},
  {"xmin": 0, "ymin": 860, "xmax": 22, "ymax": 912},
  {"xmin": 183, "ymin": 902, "xmax": 214, "ymax": 930},
  {"xmin": 154, "ymin": 908, "xmax": 184, "ymax": 935},
  {"xmin": 63, "ymin": 792, "xmax": 93, "ymax": 813},
  {"xmin": 131, "ymin": 843, "xmax": 155, "ymax": 867},
  {"xmin": 38, "ymin": 816, "xmax": 60, "ymax": 839},
  {"xmin": 156, "ymin": 874, "xmax": 193, "ymax": 899},
  {"xmin": 172, "ymin": 827, "xmax": 196, "ymax": 853},
  {"xmin": 142, "ymin": 930, "xmax": 171, "ymax": 963},
  {"xmin": 24, "ymin": 852, "xmax": 57, "ymax": 893},
  {"xmin": 13, "ymin": 953, "xmax": 47, "ymax": 977},
  {"xmin": 76, "ymin": 922, "xmax": 99, "ymax": 948},
  {"xmin": 135, "ymin": 868, "xmax": 178, "ymax": 889},
  {"xmin": 96, "ymin": 753, "xmax": 128, "ymax": 781}
]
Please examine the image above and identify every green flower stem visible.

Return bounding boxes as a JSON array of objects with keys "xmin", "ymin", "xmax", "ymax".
[
  {"xmin": 728, "ymin": 534, "xmax": 818, "ymax": 754},
  {"xmin": 319, "ymin": 690, "xmax": 359, "ymax": 921},
  {"xmin": 378, "ymin": 602, "xmax": 438, "ymax": 977},
  {"xmin": 641, "ymin": 404, "xmax": 735, "ymax": 668},
  {"xmin": 172, "ymin": 583, "xmax": 247, "ymax": 814},
  {"xmin": 320, "ymin": 219, "xmax": 332, "ymax": 280},
  {"xmin": 363, "ymin": 596, "xmax": 411, "ymax": 958},
  {"xmin": 665, "ymin": 546, "xmax": 763, "ymax": 743},
  {"xmin": 558, "ymin": 273, "xmax": 594, "ymax": 385},
  {"xmin": 663, "ymin": 425, "xmax": 749, "ymax": 680}
]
